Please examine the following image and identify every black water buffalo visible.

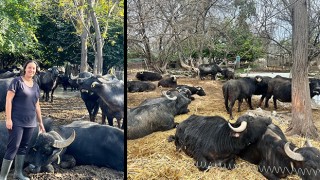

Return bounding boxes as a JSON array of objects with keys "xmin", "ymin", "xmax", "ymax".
[
  {"xmin": 198, "ymin": 63, "xmax": 222, "ymax": 80},
  {"xmin": 35, "ymin": 67, "xmax": 60, "ymax": 102},
  {"xmin": 78, "ymin": 74, "xmax": 124, "ymax": 128},
  {"xmin": 136, "ymin": 71, "xmax": 162, "ymax": 81},
  {"xmin": 158, "ymin": 76, "xmax": 177, "ymax": 88},
  {"xmin": 139, "ymin": 90, "xmax": 192, "ymax": 115},
  {"xmin": 0, "ymin": 71, "xmax": 17, "ymax": 79},
  {"xmin": 77, "ymin": 72, "xmax": 100, "ymax": 123},
  {"xmin": 254, "ymin": 76, "xmax": 272, "ymax": 107},
  {"xmin": 176, "ymin": 85, "xmax": 206, "ymax": 97},
  {"xmin": 0, "ymin": 78, "xmax": 13, "ymax": 112},
  {"xmin": 128, "ymin": 92, "xmax": 191, "ymax": 139},
  {"xmin": 168, "ymin": 114, "xmax": 271, "ymax": 171},
  {"xmin": 222, "ymin": 76, "xmax": 264, "ymax": 119},
  {"xmin": 27, "ymin": 121, "xmax": 124, "ymax": 173},
  {"xmin": 221, "ymin": 68, "xmax": 235, "ymax": 80},
  {"xmin": 239, "ymin": 123, "xmax": 320, "ymax": 180},
  {"xmin": 127, "ymin": 80, "xmax": 156, "ymax": 92},
  {"xmin": 90, "ymin": 79, "xmax": 124, "ymax": 129},
  {"xmin": 265, "ymin": 76, "xmax": 320, "ymax": 109}
]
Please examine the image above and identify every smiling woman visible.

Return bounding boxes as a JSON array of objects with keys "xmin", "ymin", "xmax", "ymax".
[{"xmin": 0, "ymin": 60, "xmax": 45, "ymax": 180}]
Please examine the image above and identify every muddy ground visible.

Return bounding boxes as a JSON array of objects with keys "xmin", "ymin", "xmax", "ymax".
[
  {"xmin": 0, "ymin": 92, "xmax": 124, "ymax": 180},
  {"xmin": 127, "ymin": 71, "xmax": 320, "ymax": 180}
]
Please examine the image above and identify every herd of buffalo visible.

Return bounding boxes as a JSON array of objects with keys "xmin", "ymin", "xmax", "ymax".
[
  {"xmin": 128, "ymin": 62, "xmax": 320, "ymax": 179},
  {"xmin": 1, "ymin": 61, "xmax": 320, "ymax": 179}
]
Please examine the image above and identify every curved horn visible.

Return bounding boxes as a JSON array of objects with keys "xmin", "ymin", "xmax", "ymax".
[
  {"xmin": 162, "ymin": 91, "xmax": 177, "ymax": 100},
  {"xmin": 228, "ymin": 121, "xmax": 247, "ymax": 133},
  {"xmin": 284, "ymin": 142, "xmax": 305, "ymax": 161},
  {"xmin": 52, "ymin": 130, "xmax": 76, "ymax": 149}
]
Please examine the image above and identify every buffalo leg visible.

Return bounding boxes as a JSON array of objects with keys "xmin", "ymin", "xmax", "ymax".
[
  {"xmin": 101, "ymin": 111, "xmax": 107, "ymax": 124},
  {"xmin": 265, "ymin": 96, "xmax": 271, "ymax": 108},
  {"xmin": 247, "ymin": 97, "xmax": 254, "ymax": 110},
  {"xmin": 273, "ymin": 97, "xmax": 278, "ymax": 110},
  {"xmin": 229, "ymin": 100, "xmax": 236, "ymax": 119},
  {"xmin": 50, "ymin": 90, "xmax": 55, "ymax": 102}
]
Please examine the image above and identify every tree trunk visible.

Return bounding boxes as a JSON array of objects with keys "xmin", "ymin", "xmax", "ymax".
[
  {"xmin": 286, "ymin": 0, "xmax": 319, "ymax": 139},
  {"xmin": 88, "ymin": 0, "xmax": 103, "ymax": 75},
  {"xmin": 80, "ymin": 8, "xmax": 90, "ymax": 73}
]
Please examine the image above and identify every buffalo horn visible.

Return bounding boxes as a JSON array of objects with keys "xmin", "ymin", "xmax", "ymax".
[
  {"xmin": 52, "ymin": 130, "xmax": 76, "ymax": 149},
  {"xmin": 162, "ymin": 91, "xmax": 177, "ymax": 100},
  {"xmin": 91, "ymin": 81, "xmax": 99, "ymax": 88},
  {"xmin": 228, "ymin": 121, "xmax": 247, "ymax": 133},
  {"xmin": 284, "ymin": 142, "xmax": 305, "ymax": 161}
]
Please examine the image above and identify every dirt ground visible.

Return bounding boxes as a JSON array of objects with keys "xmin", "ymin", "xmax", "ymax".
[
  {"xmin": 0, "ymin": 94, "xmax": 124, "ymax": 180},
  {"xmin": 127, "ymin": 70, "xmax": 320, "ymax": 180}
]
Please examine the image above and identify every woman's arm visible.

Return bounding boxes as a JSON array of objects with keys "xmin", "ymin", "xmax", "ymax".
[
  {"xmin": 36, "ymin": 99, "xmax": 46, "ymax": 133},
  {"xmin": 5, "ymin": 91, "xmax": 15, "ymax": 129}
]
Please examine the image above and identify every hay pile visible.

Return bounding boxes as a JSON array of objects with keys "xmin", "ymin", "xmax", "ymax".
[{"xmin": 128, "ymin": 76, "xmax": 320, "ymax": 180}]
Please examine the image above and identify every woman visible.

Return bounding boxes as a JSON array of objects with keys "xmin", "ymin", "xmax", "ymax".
[{"xmin": 0, "ymin": 60, "xmax": 46, "ymax": 180}]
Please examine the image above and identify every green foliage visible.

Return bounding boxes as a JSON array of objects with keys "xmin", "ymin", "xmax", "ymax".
[{"xmin": 0, "ymin": 0, "xmax": 40, "ymax": 66}]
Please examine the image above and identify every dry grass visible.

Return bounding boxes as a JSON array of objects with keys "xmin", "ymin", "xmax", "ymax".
[{"xmin": 127, "ymin": 71, "xmax": 320, "ymax": 180}]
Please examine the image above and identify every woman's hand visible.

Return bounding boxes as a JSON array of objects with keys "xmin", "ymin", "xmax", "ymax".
[
  {"xmin": 39, "ymin": 123, "xmax": 46, "ymax": 133},
  {"xmin": 6, "ymin": 119, "xmax": 13, "ymax": 130}
]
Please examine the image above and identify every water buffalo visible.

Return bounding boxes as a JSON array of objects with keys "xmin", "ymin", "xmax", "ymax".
[
  {"xmin": 176, "ymin": 85, "xmax": 206, "ymax": 97},
  {"xmin": 222, "ymin": 76, "xmax": 265, "ymax": 119},
  {"xmin": 78, "ymin": 73, "xmax": 123, "ymax": 128},
  {"xmin": 128, "ymin": 92, "xmax": 191, "ymax": 140},
  {"xmin": 265, "ymin": 76, "xmax": 320, "ymax": 109},
  {"xmin": 254, "ymin": 76, "xmax": 272, "ymax": 107},
  {"xmin": 158, "ymin": 76, "xmax": 177, "ymax": 88},
  {"xmin": 239, "ymin": 122, "xmax": 320, "ymax": 180},
  {"xmin": 139, "ymin": 90, "xmax": 192, "ymax": 115},
  {"xmin": 35, "ymin": 67, "xmax": 60, "ymax": 102},
  {"xmin": 198, "ymin": 63, "xmax": 222, "ymax": 80},
  {"xmin": 136, "ymin": 71, "xmax": 162, "ymax": 81},
  {"xmin": 127, "ymin": 80, "xmax": 156, "ymax": 93},
  {"xmin": 168, "ymin": 114, "xmax": 272, "ymax": 171},
  {"xmin": 27, "ymin": 121, "xmax": 124, "ymax": 173},
  {"xmin": 0, "ymin": 78, "xmax": 13, "ymax": 112},
  {"xmin": 221, "ymin": 68, "xmax": 235, "ymax": 80}
]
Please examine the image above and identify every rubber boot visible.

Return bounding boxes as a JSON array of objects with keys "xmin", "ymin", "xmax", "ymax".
[
  {"xmin": 0, "ymin": 159, "xmax": 13, "ymax": 180},
  {"xmin": 13, "ymin": 155, "xmax": 29, "ymax": 180}
]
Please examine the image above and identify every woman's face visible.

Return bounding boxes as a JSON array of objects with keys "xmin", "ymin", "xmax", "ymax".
[{"xmin": 25, "ymin": 62, "xmax": 37, "ymax": 78}]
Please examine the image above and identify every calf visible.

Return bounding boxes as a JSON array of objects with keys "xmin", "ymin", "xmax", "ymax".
[
  {"xmin": 222, "ymin": 76, "xmax": 263, "ymax": 119},
  {"xmin": 127, "ymin": 80, "xmax": 156, "ymax": 92},
  {"xmin": 168, "ymin": 114, "xmax": 271, "ymax": 171},
  {"xmin": 158, "ymin": 76, "xmax": 177, "ymax": 88}
]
